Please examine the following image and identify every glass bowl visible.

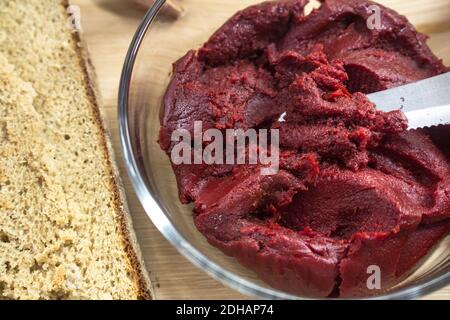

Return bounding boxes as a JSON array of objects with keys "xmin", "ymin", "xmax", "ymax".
[{"xmin": 118, "ymin": 0, "xmax": 450, "ymax": 299}]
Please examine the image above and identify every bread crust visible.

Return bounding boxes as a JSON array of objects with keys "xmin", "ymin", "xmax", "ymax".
[{"xmin": 61, "ymin": 0, "xmax": 153, "ymax": 300}]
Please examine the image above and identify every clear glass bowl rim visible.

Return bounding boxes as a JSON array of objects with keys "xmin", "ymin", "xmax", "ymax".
[{"xmin": 117, "ymin": 0, "xmax": 450, "ymax": 299}]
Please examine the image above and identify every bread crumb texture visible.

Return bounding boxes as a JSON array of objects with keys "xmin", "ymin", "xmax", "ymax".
[{"xmin": 0, "ymin": 0, "xmax": 144, "ymax": 299}]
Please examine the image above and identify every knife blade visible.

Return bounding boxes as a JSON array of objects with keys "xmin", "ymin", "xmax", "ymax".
[{"xmin": 367, "ymin": 72, "xmax": 450, "ymax": 129}]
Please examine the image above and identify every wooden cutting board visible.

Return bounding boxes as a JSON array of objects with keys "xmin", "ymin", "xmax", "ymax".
[{"xmin": 72, "ymin": 0, "xmax": 450, "ymax": 300}]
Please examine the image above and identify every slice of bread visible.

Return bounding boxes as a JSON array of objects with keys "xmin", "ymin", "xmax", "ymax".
[{"xmin": 0, "ymin": 0, "xmax": 152, "ymax": 299}]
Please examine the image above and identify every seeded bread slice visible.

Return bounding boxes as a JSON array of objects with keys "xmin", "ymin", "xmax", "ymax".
[{"xmin": 0, "ymin": 0, "xmax": 152, "ymax": 299}]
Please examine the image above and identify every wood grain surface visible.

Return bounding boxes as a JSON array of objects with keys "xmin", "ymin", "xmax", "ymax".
[{"xmin": 71, "ymin": 0, "xmax": 450, "ymax": 300}]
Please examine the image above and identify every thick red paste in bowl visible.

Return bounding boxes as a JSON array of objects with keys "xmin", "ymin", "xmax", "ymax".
[{"xmin": 158, "ymin": 0, "xmax": 450, "ymax": 297}]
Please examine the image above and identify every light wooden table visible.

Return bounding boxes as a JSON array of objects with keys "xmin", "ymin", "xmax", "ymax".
[{"xmin": 72, "ymin": 0, "xmax": 450, "ymax": 300}]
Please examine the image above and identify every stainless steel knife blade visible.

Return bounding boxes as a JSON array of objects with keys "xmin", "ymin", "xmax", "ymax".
[{"xmin": 367, "ymin": 72, "xmax": 450, "ymax": 129}]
